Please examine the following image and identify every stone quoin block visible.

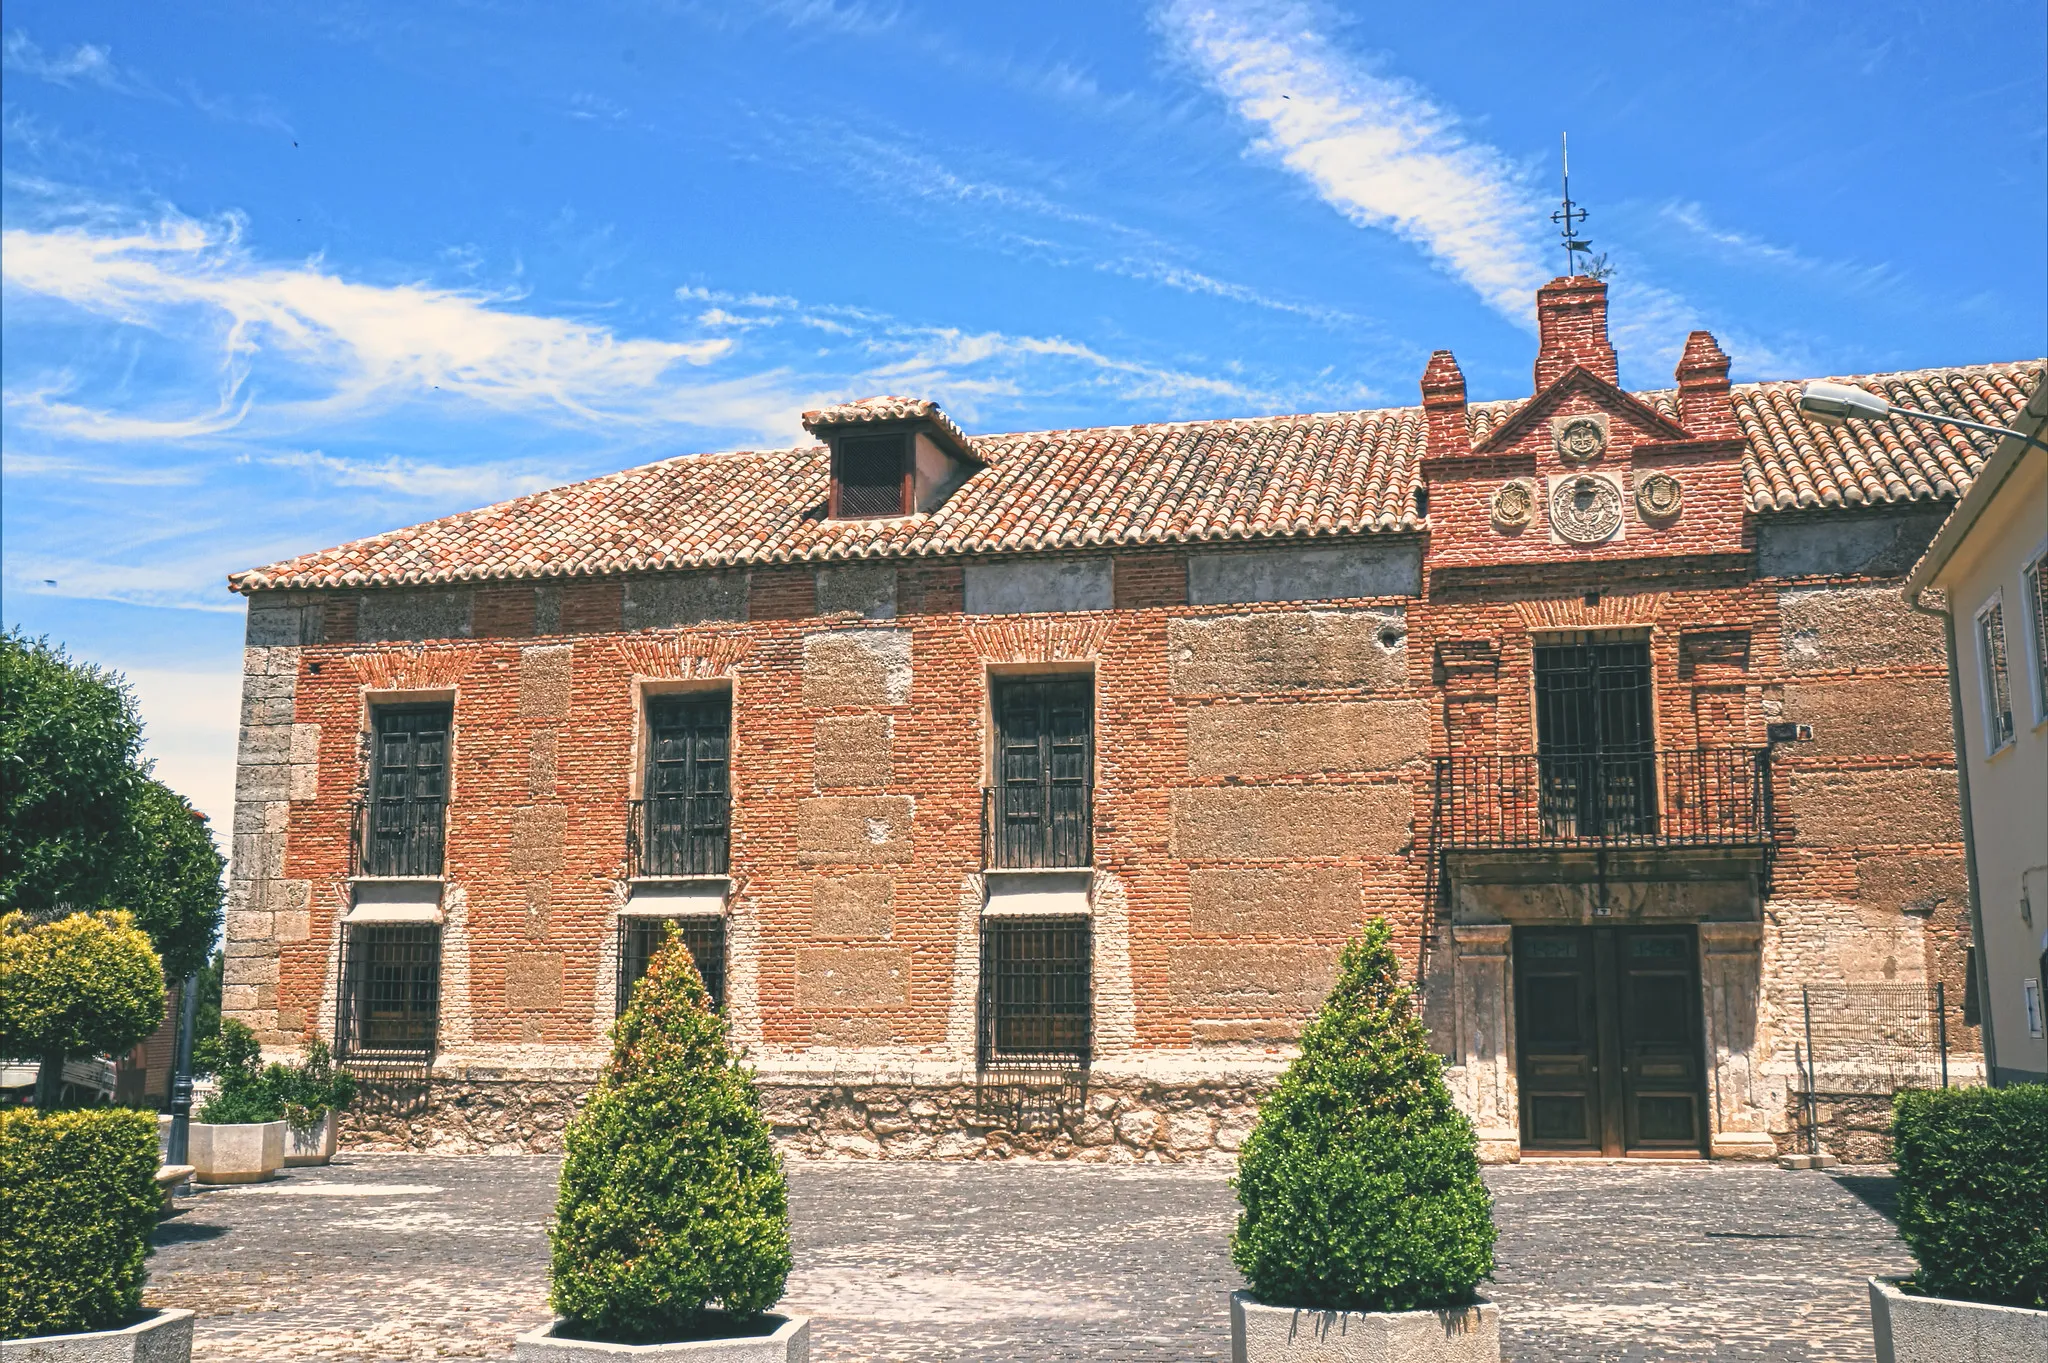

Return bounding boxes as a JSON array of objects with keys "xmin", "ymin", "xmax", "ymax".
[
  {"xmin": 813, "ymin": 714, "xmax": 894, "ymax": 788},
  {"xmin": 504, "ymin": 952, "xmax": 564, "ymax": 1009},
  {"xmin": 1186, "ymin": 698, "xmax": 1429, "ymax": 776},
  {"xmin": 795, "ymin": 796, "xmax": 915, "ymax": 865},
  {"xmin": 1168, "ymin": 609, "xmax": 1407, "ymax": 695},
  {"xmin": 1188, "ymin": 866, "xmax": 1362, "ymax": 936},
  {"xmin": 1784, "ymin": 768, "xmax": 1961, "ymax": 845},
  {"xmin": 802, "ymin": 630, "xmax": 913, "ymax": 708},
  {"xmin": 815, "ymin": 561, "xmax": 898, "ymax": 619},
  {"xmin": 509, "ymin": 805, "xmax": 568, "ymax": 873},
  {"xmin": 1167, "ymin": 944, "xmax": 1343, "ymax": 1013},
  {"xmin": 519, "ymin": 644, "xmax": 573, "ymax": 718},
  {"xmin": 795, "ymin": 948, "xmax": 912, "ymax": 1008},
  {"xmin": 1782, "ymin": 677, "xmax": 1955, "ymax": 755},
  {"xmin": 1778, "ymin": 585, "xmax": 1945, "ymax": 672},
  {"xmin": 622, "ymin": 571, "xmax": 748, "ymax": 629},
  {"xmin": 1171, "ymin": 786, "xmax": 1412, "ymax": 861},
  {"xmin": 811, "ymin": 873, "xmax": 895, "ymax": 939}
]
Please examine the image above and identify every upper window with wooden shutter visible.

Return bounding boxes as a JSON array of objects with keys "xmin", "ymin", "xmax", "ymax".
[
  {"xmin": 988, "ymin": 675, "xmax": 1093, "ymax": 869},
  {"xmin": 831, "ymin": 433, "xmax": 912, "ymax": 520}
]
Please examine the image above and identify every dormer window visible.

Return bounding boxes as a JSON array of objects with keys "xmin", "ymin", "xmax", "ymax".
[
  {"xmin": 832, "ymin": 433, "xmax": 913, "ymax": 519},
  {"xmin": 803, "ymin": 395, "xmax": 985, "ymax": 522}
]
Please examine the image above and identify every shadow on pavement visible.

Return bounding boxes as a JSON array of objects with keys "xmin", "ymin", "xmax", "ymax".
[
  {"xmin": 153, "ymin": 1211, "xmax": 230, "ymax": 1246},
  {"xmin": 1830, "ymin": 1172, "xmax": 1900, "ymax": 1225}
]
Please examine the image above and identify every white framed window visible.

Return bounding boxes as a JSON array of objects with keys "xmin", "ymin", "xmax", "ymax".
[
  {"xmin": 2022, "ymin": 540, "xmax": 2048, "ymax": 726},
  {"xmin": 2024, "ymin": 977, "xmax": 2044, "ymax": 1039},
  {"xmin": 1974, "ymin": 593, "xmax": 2015, "ymax": 755}
]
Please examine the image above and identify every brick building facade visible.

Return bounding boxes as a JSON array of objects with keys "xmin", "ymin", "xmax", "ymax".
[{"xmin": 223, "ymin": 278, "xmax": 2039, "ymax": 1160}]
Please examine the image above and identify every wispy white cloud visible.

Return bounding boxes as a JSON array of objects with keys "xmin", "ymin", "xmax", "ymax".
[
  {"xmin": 1655, "ymin": 201, "xmax": 1905, "ymax": 298},
  {"xmin": 1155, "ymin": 1, "xmax": 1546, "ymax": 322},
  {"xmin": 2, "ymin": 31, "xmax": 138, "ymax": 92},
  {"xmin": 1, "ymin": 449, "xmax": 204, "ymax": 486},
  {"xmin": 256, "ymin": 448, "xmax": 568, "ymax": 504}
]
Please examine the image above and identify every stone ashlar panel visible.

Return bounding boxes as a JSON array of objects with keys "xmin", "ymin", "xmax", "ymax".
[
  {"xmin": 1187, "ymin": 699, "xmax": 1428, "ymax": 777},
  {"xmin": 812, "ymin": 873, "xmax": 895, "ymax": 939},
  {"xmin": 814, "ymin": 714, "xmax": 893, "ymax": 789},
  {"xmin": 1167, "ymin": 944, "xmax": 1342, "ymax": 1014},
  {"xmin": 510, "ymin": 805, "xmax": 569, "ymax": 874},
  {"xmin": 815, "ymin": 562, "xmax": 897, "ymax": 620},
  {"xmin": 796, "ymin": 796, "xmax": 915, "ymax": 865},
  {"xmin": 1168, "ymin": 609, "xmax": 1406, "ymax": 695},
  {"xmin": 803, "ymin": 630, "xmax": 913, "ymax": 708},
  {"xmin": 1171, "ymin": 786, "xmax": 1412, "ymax": 861},
  {"xmin": 520, "ymin": 645, "xmax": 573, "ymax": 718},
  {"xmin": 528, "ymin": 730, "xmax": 558, "ymax": 798},
  {"xmin": 1780, "ymin": 677, "xmax": 1953, "ymax": 755},
  {"xmin": 1755, "ymin": 506, "xmax": 1947, "ymax": 580},
  {"xmin": 1783, "ymin": 768, "xmax": 1961, "ymax": 846},
  {"xmin": 1186, "ymin": 541, "xmax": 1422, "ymax": 607},
  {"xmin": 357, "ymin": 589, "xmax": 474, "ymax": 643},
  {"xmin": 962, "ymin": 557, "xmax": 1113, "ymax": 615},
  {"xmin": 1778, "ymin": 586, "xmax": 1944, "ymax": 672},
  {"xmin": 1856, "ymin": 852, "xmax": 1969, "ymax": 917},
  {"xmin": 1188, "ymin": 867, "xmax": 1361, "ymax": 936},
  {"xmin": 622, "ymin": 572, "xmax": 749, "ymax": 630},
  {"xmin": 505, "ymin": 952, "xmax": 564, "ymax": 1009},
  {"xmin": 794, "ymin": 948, "xmax": 912, "ymax": 1008}
]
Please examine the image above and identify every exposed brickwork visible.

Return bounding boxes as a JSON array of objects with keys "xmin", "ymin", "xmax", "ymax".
[{"xmin": 231, "ymin": 277, "xmax": 1989, "ymax": 1158}]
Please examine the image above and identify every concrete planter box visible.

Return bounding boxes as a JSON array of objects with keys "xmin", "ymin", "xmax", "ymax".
[
  {"xmin": 513, "ymin": 1315, "xmax": 809, "ymax": 1361},
  {"xmin": 1869, "ymin": 1276, "xmax": 2048, "ymax": 1362},
  {"xmin": 0, "ymin": 1307, "xmax": 194, "ymax": 1361},
  {"xmin": 188, "ymin": 1120, "xmax": 284, "ymax": 1184},
  {"xmin": 1231, "ymin": 1291, "xmax": 1499, "ymax": 1362},
  {"xmin": 284, "ymin": 1111, "xmax": 338, "ymax": 1167}
]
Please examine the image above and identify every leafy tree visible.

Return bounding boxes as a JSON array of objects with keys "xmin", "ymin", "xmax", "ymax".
[
  {"xmin": 549, "ymin": 930, "xmax": 792, "ymax": 1342},
  {"xmin": 1231, "ymin": 918, "xmax": 1497, "ymax": 1313},
  {"xmin": 0, "ymin": 912, "xmax": 165, "ymax": 1112},
  {"xmin": 0, "ymin": 631, "xmax": 223, "ymax": 979}
]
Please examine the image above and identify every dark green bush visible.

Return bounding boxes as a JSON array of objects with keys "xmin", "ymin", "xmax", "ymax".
[
  {"xmin": 267, "ymin": 1038, "xmax": 358, "ymax": 1128},
  {"xmin": 549, "ymin": 929, "xmax": 792, "ymax": 1342},
  {"xmin": 1232, "ymin": 918, "xmax": 1496, "ymax": 1313},
  {"xmin": 196, "ymin": 1085, "xmax": 283, "ymax": 1125},
  {"xmin": 0, "ymin": 1108, "xmax": 159, "ymax": 1339},
  {"xmin": 193, "ymin": 1015, "xmax": 261, "ymax": 1081},
  {"xmin": 0, "ymin": 910, "xmax": 165, "ymax": 1111},
  {"xmin": 1893, "ymin": 1084, "xmax": 2048, "ymax": 1308}
]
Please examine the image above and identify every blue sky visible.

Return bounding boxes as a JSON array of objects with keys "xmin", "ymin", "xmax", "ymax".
[{"xmin": 4, "ymin": 0, "xmax": 2045, "ymax": 832}]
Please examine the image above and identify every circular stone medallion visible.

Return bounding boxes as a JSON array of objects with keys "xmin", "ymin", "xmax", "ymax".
[
  {"xmin": 1554, "ymin": 415, "xmax": 1608, "ymax": 463},
  {"xmin": 1550, "ymin": 474, "xmax": 1624, "ymax": 545},
  {"xmin": 1490, "ymin": 479, "xmax": 1536, "ymax": 530},
  {"xmin": 1636, "ymin": 472, "xmax": 1684, "ymax": 521}
]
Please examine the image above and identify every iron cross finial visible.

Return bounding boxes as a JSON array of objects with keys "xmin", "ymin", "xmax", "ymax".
[{"xmin": 1549, "ymin": 132, "xmax": 1607, "ymax": 278}]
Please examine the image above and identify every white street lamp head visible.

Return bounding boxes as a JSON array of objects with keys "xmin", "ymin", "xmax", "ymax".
[{"xmin": 1799, "ymin": 380, "xmax": 1891, "ymax": 427}]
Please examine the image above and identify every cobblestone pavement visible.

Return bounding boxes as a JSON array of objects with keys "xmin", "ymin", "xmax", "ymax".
[{"xmin": 146, "ymin": 1156, "xmax": 1908, "ymax": 1362}]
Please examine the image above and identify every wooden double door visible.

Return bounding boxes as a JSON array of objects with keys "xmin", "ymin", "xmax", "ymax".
[{"xmin": 1514, "ymin": 926, "xmax": 1708, "ymax": 1156}]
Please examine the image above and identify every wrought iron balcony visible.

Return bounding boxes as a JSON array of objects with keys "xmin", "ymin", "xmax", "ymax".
[
  {"xmin": 1429, "ymin": 748, "xmax": 1772, "ymax": 852},
  {"xmin": 348, "ymin": 797, "xmax": 446, "ymax": 878},
  {"xmin": 981, "ymin": 785, "xmax": 1093, "ymax": 871},
  {"xmin": 625, "ymin": 796, "xmax": 731, "ymax": 879}
]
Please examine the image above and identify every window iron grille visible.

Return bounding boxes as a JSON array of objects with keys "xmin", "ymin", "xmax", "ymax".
[
  {"xmin": 831, "ymin": 433, "xmax": 911, "ymax": 519},
  {"xmin": 615, "ymin": 915, "xmax": 727, "ymax": 1016},
  {"xmin": 1533, "ymin": 639, "xmax": 1657, "ymax": 837},
  {"xmin": 977, "ymin": 915, "xmax": 1091, "ymax": 1068},
  {"xmin": 335, "ymin": 922, "xmax": 441, "ymax": 1061}
]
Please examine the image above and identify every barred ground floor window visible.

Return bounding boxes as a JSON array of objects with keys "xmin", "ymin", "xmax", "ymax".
[
  {"xmin": 616, "ymin": 914, "xmax": 726, "ymax": 1015},
  {"xmin": 336, "ymin": 921, "xmax": 441, "ymax": 1060},
  {"xmin": 978, "ymin": 914, "xmax": 1091, "ymax": 1068}
]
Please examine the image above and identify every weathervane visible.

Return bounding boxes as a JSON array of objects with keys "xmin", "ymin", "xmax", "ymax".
[{"xmin": 1550, "ymin": 133, "xmax": 1611, "ymax": 279}]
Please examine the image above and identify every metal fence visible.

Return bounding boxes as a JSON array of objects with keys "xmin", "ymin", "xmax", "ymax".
[
  {"xmin": 1787, "ymin": 982, "xmax": 1960, "ymax": 1156},
  {"xmin": 1430, "ymin": 749, "xmax": 1772, "ymax": 851},
  {"xmin": 348, "ymin": 796, "xmax": 446, "ymax": 878}
]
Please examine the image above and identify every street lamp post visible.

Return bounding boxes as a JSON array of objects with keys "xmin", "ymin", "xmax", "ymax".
[
  {"xmin": 1799, "ymin": 380, "xmax": 2048, "ymax": 452},
  {"xmin": 167, "ymin": 972, "xmax": 199, "ymax": 1166}
]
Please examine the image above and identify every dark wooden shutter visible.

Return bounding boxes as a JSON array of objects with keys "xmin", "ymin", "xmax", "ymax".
[
  {"xmin": 994, "ymin": 677, "xmax": 1092, "ymax": 869},
  {"xmin": 1533, "ymin": 640, "xmax": 1655, "ymax": 837},
  {"xmin": 832, "ymin": 434, "xmax": 910, "ymax": 519},
  {"xmin": 644, "ymin": 694, "xmax": 730, "ymax": 875},
  {"xmin": 367, "ymin": 705, "xmax": 449, "ymax": 876}
]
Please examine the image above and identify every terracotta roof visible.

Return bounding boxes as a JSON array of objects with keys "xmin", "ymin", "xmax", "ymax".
[
  {"xmin": 801, "ymin": 394, "xmax": 975, "ymax": 460},
  {"xmin": 229, "ymin": 361, "xmax": 2042, "ymax": 594}
]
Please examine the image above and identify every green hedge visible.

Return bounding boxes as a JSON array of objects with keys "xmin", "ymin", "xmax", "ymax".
[
  {"xmin": 1231, "ymin": 919, "xmax": 1496, "ymax": 1313},
  {"xmin": 0, "ymin": 1107, "xmax": 160, "ymax": 1339},
  {"xmin": 1893, "ymin": 1085, "xmax": 2048, "ymax": 1309}
]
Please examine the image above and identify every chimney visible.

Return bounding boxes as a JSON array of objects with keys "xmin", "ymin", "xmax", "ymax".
[
  {"xmin": 1420, "ymin": 349, "xmax": 1469, "ymax": 459},
  {"xmin": 1533, "ymin": 276, "xmax": 1618, "ymax": 390},
  {"xmin": 1675, "ymin": 330, "xmax": 1736, "ymax": 438}
]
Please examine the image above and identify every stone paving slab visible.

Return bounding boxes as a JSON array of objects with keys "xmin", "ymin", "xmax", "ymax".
[{"xmin": 145, "ymin": 1155, "xmax": 1909, "ymax": 1361}]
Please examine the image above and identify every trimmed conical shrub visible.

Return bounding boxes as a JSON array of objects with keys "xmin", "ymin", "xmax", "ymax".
[
  {"xmin": 549, "ymin": 930, "xmax": 791, "ymax": 1341},
  {"xmin": 1231, "ymin": 918, "xmax": 1496, "ymax": 1313}
]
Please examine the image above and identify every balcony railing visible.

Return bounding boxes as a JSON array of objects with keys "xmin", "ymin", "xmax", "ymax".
[
  {"xmin": 980, "ymin": 786, "xmax": 1092, "ymax": 871},
  {"xmin": 1430, "ymin": 748, "xmax": 1772, "ymax": 851},
  {"xmin": 348, "ymin": 797, "xmax": 446, "ymax": 878},
  {"xmin": 625, "ymin": 796, "xmax": 730, "ymax": 879}
]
